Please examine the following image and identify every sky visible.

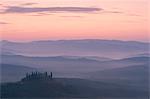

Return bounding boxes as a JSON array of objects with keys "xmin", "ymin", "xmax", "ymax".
[{"xmin": 0, "ymin": 0, "xmax": 149, "ymax": 42}]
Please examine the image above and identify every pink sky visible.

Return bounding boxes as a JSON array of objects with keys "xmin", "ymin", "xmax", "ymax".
[{"xmin": 0, "ymin": 0, "xmax": 148, "ymax": 42}]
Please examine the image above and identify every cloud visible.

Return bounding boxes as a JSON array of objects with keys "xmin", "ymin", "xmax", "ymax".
[
  {"xmin": 108, "ymin": 11, "xmax": 122, "ymax": 13},
  {"xmin": 127, "ymin": 13, "xmax": 141, "ymax": 17},
  {"xmin": 21, "ymin": 3, "xmax": 38, "ymax": 6},
  {"xmin": 2, "ymin": 6, "xmax": 102, "ymax": 14},
  {"xmin": 103, "ymin": 11, "xmax": 123, "ymax": 14},
  {"xmin": 28, "ymin": 13, "xmax": 53, "ymax": 16},
  {"xmin": 32, "ymin": 12, "xmax": 53, "ymax": 15},
  {"xmin": 0, "ymin": 22, "xmax": 9, "ymax": 24},
  {"xmin": 60, "ymin": 16, "xmax": 83, "ymax": 18}
]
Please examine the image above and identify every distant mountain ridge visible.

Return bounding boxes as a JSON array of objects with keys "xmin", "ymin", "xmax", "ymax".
[
  {"xmin": 1, "ymin": 39, "xmax": 149, "ymax": 58},
  {"xmin": 1, "ymin": 39, "xmax": 148, "ymax": 43}
]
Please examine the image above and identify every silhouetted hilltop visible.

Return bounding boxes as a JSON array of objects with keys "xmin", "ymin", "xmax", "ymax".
[
  {"xmin": 21, "ymin": 72, "xmax": 53, "ymax": 82},
  {"xmin": 1, "ymin": 72, "xmax": 148, "ymax": 98}
]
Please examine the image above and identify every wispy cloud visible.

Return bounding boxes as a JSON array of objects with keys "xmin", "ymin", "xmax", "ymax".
[
  {"xmin": 60, "ymin": 16, "xmax": 83, "ymax": 18},
  {"xmin": 2, "ymin": 6, "xmax": 102, "ymax": 14},
  {"xmin": 28, "ymin": 13, "xmax": 53, "ymax": 16},
  {"xmin": 127, "ymin": 13, "xmax": 141, "ymax": 17},
  {"xmin": 0, "ymin": 21, "xmax": 9, "ymax": 24},
  {"xmin": 102, "ymin": 11, "xmax": 123, "ymax": 14},
  {"xmin": 21, "ymin": 3, "xmax": 38, "ymax": 6}
]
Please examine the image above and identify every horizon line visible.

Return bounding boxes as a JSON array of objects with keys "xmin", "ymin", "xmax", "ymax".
[{"xmin": 0, "ymin": 39, "xmax": 149, "ymax": 43}]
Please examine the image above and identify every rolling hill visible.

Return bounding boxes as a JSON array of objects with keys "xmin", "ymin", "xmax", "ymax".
[
  {"xmin": 1, "ymin": 39, "xmax": 149, "ymax": 58},
  {"xmin": 85, "ymin": 64, "xmax": 149, "ymax": 91},
  {"xmin": 1, "ymin": 64, "xmax": 37, "ymax": 83},
  {"xmin": 1, "ymin": 55, "xmax": 149, "ymax": 83},
  {"xmin": 1, "ymin": 77, "xmax": 148, "ymax": 98},
  {"xmin": 1, "ymin": 54, "xmax": 148, "ymax": 71}
]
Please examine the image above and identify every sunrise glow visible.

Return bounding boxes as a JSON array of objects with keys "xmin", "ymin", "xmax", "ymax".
[{"xmin": 0, "ymin": 0, "xmax": 148, "ymax": 42}]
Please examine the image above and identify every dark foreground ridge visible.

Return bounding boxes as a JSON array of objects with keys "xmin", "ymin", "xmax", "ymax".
[{"xmin": 1, "ymin": 72, "xmax": 149, "ymax": 98}]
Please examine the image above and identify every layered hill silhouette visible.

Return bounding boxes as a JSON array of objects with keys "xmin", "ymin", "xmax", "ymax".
[
  {"xmin": 1, "ymin": 39, "xmax": 149, "ymax": 98},
  {"xmin": 85, "ymin": 64, "xmax": 149, "ymax": 89},
  {"xmin": 1, "ymin": 55, "xmax": 149, "ymax": 83},
  {"xmin": 1, "ymin": 64, "xmax": 37, "ymax": 82},
  {"xmin": 1, "ymin": 39, "xmax": 149, "ymax": 58},
  {"xmin": 1, "ymin": 72, "xmax": 148, "ymax": 98}
]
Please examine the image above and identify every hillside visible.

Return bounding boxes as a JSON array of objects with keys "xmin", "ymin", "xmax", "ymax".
[
  {"xmin": 1, "ymin": 55, "xmax": 148, "ymax": 70},
  {"xmin": 1, "ymin": 64, "xmax": 37, "ymax": 83},
  {"xmin": 1, "ymin": 55, "xmax": 149, "ymax": 82},
  {"xmin": 85, "ymin": 64, "xmax": 149, "ymax": 90},
  {"xmin": 1, "ymin": 39, "xmax": 149, "ymax": 58},
  {"xmin": 1, "ymin": 77, "xmax": 148, "ymax": 98}
]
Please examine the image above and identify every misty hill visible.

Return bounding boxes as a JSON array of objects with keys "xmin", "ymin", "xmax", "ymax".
[
  {"xmin": 1, "ymin": 64, "xmax": 37, "ymax": 83},
  {"xmin": 85, "ymin": 64, "xmax": 149, "ymax": 90},
  {"xmin": 1, "ymin": 77, "xmax": 148, "ymax": 98},
  {"xmin": 1, "ymin": 39, "xmax": 149, "ymax": 58},
  {"xmin": 1, "ymin": 55, "xmax": 149, "ymax": 73},
  {"xmin": 52, "ymin": 55, "xmax": 112, "ymax": 61},
  {"xmin": 1, "ymin": 54, "xmax": 149, "ymax": 82},
  {"xmin": 131, "ymin": 53, "xmax": 150, "ymax": 57}
]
